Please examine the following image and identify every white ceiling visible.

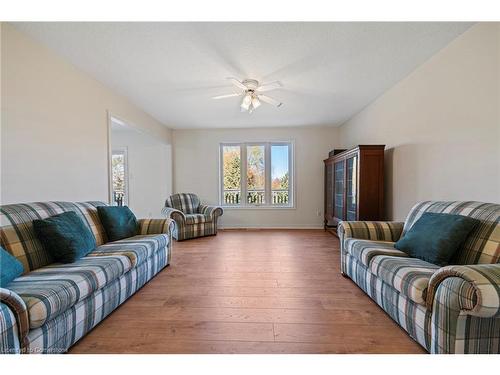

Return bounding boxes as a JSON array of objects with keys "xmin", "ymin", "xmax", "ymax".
[{"xmin": 12, "ymin": 22, "xmax": 472, "ymax": 129}]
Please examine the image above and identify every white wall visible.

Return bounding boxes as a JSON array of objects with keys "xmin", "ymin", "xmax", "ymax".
[
  {"xmin": 1, "ymin": 23, "xmax": 172, "ymax": 204},
  {"xmin": 173, "ymin": 126, "xmax": 339, "ymax": 228},
  {"xmin": 339, "ymin": 22, "xmax": 500, "ymax": 221},
  {"xmin": 112, "ymin": 125, "xmax": 172, "ymax": 218}
]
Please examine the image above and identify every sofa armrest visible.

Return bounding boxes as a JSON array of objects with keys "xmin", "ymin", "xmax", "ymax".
[
  {"xmin": 199, "ymin": 205, "xmax": 223, "ymax": 218},
  {"xmin": 0, "ymin": 287, "xmax": 29, "ymax": 342},
  {"xmin": 337, "ymin": 221, "xmax": 404, "ymax": 243},
  {"xmin": 137, "ymin": 218, "xmax": 175, "ymax": 235},
  {"xmin": 0, "ymin": 303, "xmax": 21, "ymax": 353},
  {"xmin": 427, "ymin": 264, "xmax": 500, "ymax": 318},
  {"xmin": 161, "ymin": 207, "xmax": 186, "ymax": 223}
]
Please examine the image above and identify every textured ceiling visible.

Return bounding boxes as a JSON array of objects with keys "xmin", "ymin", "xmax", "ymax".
[{"xmin": 12, "ymin": 22, "xmax": 472, "ymax": 129}]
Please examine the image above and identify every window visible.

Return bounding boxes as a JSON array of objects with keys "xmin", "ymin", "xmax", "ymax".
[
  {"xmin": 111, "ymin": 149, "xmax": 129, "ymax": 206},
  {"xmin": 220, "ymin": 142, "xmax": 293, "ymax": 207},
  {"xmin": 221, "ymin": 145, "xmax": 241, "ymax": 205}
]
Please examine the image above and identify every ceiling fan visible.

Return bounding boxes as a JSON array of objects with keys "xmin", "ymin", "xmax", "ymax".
[{"xmin": 212, "ymin": 77, "xmax": 283, "ymax": 113}]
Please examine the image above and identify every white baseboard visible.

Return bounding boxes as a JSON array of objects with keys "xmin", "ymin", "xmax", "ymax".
[{"xmin": 219, "ymin": 225, "xmax": 324, "ymax": 230}]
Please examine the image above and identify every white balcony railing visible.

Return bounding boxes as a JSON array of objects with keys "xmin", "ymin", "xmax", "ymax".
[{"xmin": 223, "ymin": 190, "xmax": 289, "ymax": 206}]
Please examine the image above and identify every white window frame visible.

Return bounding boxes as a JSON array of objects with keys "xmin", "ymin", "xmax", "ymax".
[
  {"xmin": 219, "ymin": 141, "xmax": 294, "ymax": 209},
  {"xmin": 111, "ymin": 148, "xmax": 129, "ymax": 207}
]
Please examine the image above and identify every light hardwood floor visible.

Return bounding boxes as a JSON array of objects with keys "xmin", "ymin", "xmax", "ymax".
[{"xmin": 70, "ymin": 229, "xmax": 426, "ymax": 354}]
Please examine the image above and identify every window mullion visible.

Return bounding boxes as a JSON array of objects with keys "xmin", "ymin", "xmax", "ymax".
[
  {"xmin": 289, "ymin": 142, "xmax": 293, "ymax": 207},
  {"xmin": 241, "ymin": 143, "xmax": 247, "ymax": 207},
  {"xmin": 219, "ymin": 145, "xmax": 223, "ymax": 205},
  {"xmin": 265, "ymin": 143, "xmax": 272, "ymax": 206}
]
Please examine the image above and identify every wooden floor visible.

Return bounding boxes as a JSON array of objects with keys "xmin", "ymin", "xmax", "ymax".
[{"xmin": 70, "ymin": 230, "xmax": 426, "ymax": 354}]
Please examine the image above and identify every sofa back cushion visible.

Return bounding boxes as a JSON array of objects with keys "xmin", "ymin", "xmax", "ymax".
[
  {"xmin": 165, "ymin": 193, "xmax": 200, "ymax": 214},
  {"xmin": 403, "ymin": 201, "xmax": 499, "ymax": 265},
  {"xmin": 0, "ymin": 201, "xmax": 108, "ymax": 272}
]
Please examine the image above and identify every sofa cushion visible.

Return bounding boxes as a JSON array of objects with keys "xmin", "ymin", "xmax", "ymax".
[
  {"xmin": 370, "ymin": 255, "xmax": 440, "ymax": 305},
  {"xmin": 395, "ymin": 212, "xmax": 479, "ymax": 266},
  {"xmin": 8, "ymin": 255, "xmax": 132, "ymax": 329},
  {"xmin": 185, "ymin": 214, "xmax": 212, "ymax": 225},
  {"xmin": 33, "ymin": 212, "xmax": 97, "ymax": 263},
  {"xmin": 88, "ymin": 234, "xmax": 169, "ymax": 267},
  {"xmin": 97, "ymin": 206, "xmax": 138, "ymax": 242},
  {"xmin": 344, "ymin": 238, "xmax": 409, "ymax": 268},
  {"xmin": 0, "ymin": 246, "xmax": 24, "ymax": 287}
]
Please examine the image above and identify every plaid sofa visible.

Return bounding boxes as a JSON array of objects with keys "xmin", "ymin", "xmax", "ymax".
[
  {"xmin": 338, "ymin": 201, "xmax": 500, "ymax": 354},
  {"xmin": 0, "ymin": 201, "xmax": 174, "ymax": 354},
  {"xmin": 162, "ymin": 193, "xmax": 223, "ymax": 241}
]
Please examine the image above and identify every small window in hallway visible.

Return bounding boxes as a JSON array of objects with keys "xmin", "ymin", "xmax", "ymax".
[{"xmin": 111, "ymin": 149, "xmax": 129, "ymax": 206}]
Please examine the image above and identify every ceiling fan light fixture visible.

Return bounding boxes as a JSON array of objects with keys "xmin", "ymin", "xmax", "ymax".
[
  {"xmin": 240, "ymin": 93, "xmax": 252, "ymax": 111},
  {"xmin": 215, "ymin": 78, "xmax": 283, "ymax": 113},
  {"xmin": 251, "ymin": 96, "xmax": 261, "ymax": 109}
]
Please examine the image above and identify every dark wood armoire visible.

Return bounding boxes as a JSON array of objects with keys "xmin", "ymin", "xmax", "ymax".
[{"xmin": 324, "ymin": 145, "xmax": 385, "ymax": 231}]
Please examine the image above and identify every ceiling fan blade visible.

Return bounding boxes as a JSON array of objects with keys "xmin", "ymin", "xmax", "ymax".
[
  {"xmin": 212, "ymin": 93, "xmax": 242, "ymax": 100},
  {"xmin": 256, "ymin": 81, "xmax": 283, "ymax": 92},
  {"xmin": 259, "ymin": 95, "xmax": 283, "ymax": 108},
  {"xmin": 226, "ymin": 77, "xmax": 248, "ymax": 90}
]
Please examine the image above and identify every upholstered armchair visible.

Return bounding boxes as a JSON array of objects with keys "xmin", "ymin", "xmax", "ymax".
[{"xmin": 162, "ymin": 193, "xmax": 223, "ymax": 241}]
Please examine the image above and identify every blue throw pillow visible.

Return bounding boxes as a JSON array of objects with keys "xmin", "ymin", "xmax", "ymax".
[
  {"xmin": 394, "ymin": 212, "xmax": 479, "ymax": 266},
  {"xmin": 97, "ymin": 206, "xmax": 138, "ymax": 242},
  {"xmin": 0, "ymin": 246, "xmax": 24, "ymax": 287},
  {"xmin": 33, "ymin": 211, "xmax": 96, "ymax": 263}
]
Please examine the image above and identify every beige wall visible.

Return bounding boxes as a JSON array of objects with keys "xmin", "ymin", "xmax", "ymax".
[
  {"xmin": 339, "ymin": 23, "xmax": 500, "ymax": 221},
  {"xmin": 112, "ymin": 125, "xmax": 172, "ymax": 218},
  {"xmin": 173, "ymin": 126, "xmax": 339, "ymax": 228},
  {"xmin": 1, "ymin": 23, "xmax": 172, "ymax": 204}
]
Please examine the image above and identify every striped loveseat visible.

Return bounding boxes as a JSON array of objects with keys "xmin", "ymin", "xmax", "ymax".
[
  {"xmin": 338, "ymin": 201, "xmax": 500, "ymax": 354},
  {"xmin": 162, "ymin": 193, "xmax": 223, "ymax": 241},
  {"xmin": 0, "ymin": 201, "xmax": 174, "ymax": 354}
]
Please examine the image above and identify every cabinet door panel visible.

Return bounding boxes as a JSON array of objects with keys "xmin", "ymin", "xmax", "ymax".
[
  {"xmin": 325, "ymin": 163, "xmax": 334, "ymax": 219},
  {"xmin": 334, "ymin": 160, "xmax": 345, "ymax": 220},
  {"xmin": 346, "ymin": 155, "xmax": 358, "ymax": 221}
]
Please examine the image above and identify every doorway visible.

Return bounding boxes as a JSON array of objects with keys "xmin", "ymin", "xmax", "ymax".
[{"xmin": 108, "ymin": 114, "xmax": 172, "ymax": 218}]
